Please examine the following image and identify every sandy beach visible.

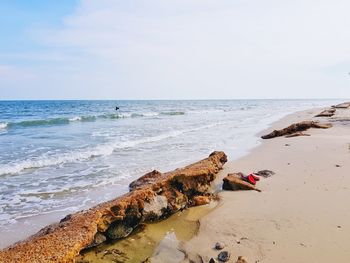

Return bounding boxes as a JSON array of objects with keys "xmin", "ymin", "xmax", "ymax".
[{"xmin": 183, "ymin": 106, "xmax": 350, "ymax": 263}]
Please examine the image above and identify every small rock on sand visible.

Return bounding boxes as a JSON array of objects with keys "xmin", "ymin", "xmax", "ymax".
[
  {"xmin": 236, "ymin": 256, "xmax": 248, "ymax": 263},
  {"xmin": 254, "ymin": 170, "xmax": 275, "ymax": 178},
  {"xmin": 214, "ymin": 242, "xmax": 225, "ymax": 250},
  {"xmin": 218, "ymin": 251, "xmax": 230, "ymax": 262}
]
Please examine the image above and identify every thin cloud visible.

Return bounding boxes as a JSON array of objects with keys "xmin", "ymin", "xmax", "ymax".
[{"xmin": 1, "ymin": 0, "xmax": 350, "ymax": 99}]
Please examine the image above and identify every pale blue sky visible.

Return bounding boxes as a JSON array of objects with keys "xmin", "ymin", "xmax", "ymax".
[{"xmin": 0, "ymin": 0, "xmax": 349, "ymax": 100}]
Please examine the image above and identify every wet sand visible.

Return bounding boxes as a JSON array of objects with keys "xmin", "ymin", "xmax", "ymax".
[{"xmin": 183, "ymin": 106, "xmax": 350, "ymax": 262}]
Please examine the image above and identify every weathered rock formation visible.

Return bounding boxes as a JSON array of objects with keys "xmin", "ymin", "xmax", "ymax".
[
  {"xmin": 223, "ymin": 173, "xmax": 261, "ymax": 192},
  {"xmin": 315, "ymin": 108, "xmax": 336, "ymax": 117},
  {"xmin": 261, "ymin": 121, "xmax": 332, "ymax": 139},
  {"xmin": 332, "ymin": 102, "xmax": 350, "ymax": 109},
  {"xmin": 0, "ymin": 151, "xmax": 227, "ymax": 263}
]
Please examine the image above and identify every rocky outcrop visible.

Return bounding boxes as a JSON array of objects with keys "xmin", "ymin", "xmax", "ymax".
[
  {"xmin": 333, "ymin": 102, "xmax": 350, "ymax": 109},
  {"xmin": 315, "ymin": 108, "xmax": 336, "ymax": 117},
  {"xmin": 0, "ymin": 151, "xmax": 227, "ymax": 263},
  {"xmin": 223, "ymin": 173, "xmax": 261, "ymax": 192},
  {"xmin": 261, "ymin": 121, "xmax": 332, "ymax": 139}
]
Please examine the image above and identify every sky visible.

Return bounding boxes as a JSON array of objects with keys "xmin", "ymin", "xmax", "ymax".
[{"xmin": 0, "ymin": 0, "xmax": 350, "ymax": 100}]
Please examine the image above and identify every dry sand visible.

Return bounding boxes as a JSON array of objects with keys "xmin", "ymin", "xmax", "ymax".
[{"xmin": 183, "ymin": 106, "xmax": 350, "ymax": 263}]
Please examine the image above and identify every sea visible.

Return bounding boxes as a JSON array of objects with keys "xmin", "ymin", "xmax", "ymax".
[{"xmin": 0, "ymin": 99, "xmax": 342, "ymax": 247}]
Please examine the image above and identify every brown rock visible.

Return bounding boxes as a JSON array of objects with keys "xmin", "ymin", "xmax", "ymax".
[
  {"xmin": 193, "ymin": 195, "xmax": 211, "ymax": 206},
  {"xmin": 223, "ymin": 173, "xmax": 261, "ymax": 192},
  {"xmin": 214, "ymin": 242, "xmax": 225, "ymax": 250},
  {"xmin": 315, "ymin": 108, "xmax": 336, "ymax": 117},
  {"xmin": 129, "ymin": 170, "xmax": 162, "ymax": 191},
  {"xmin": 261, "ymin": 121, "xmax": 332, "ymax": 139},
  {"xmin": 236, "ymin": 256, "xmax": 248, "ymax": 263},
  {"xmin": 333, "ymin": 102, "xmax": 350, "ymax": 109},
  {"xmin": 0, "ymin": 151, "xmax": 227, "ymax": 263}
]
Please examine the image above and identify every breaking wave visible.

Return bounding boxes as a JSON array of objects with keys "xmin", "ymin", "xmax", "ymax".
[
  {"xmin": 8, "ymin": 118, "xmax": 70, "ymax": 128},
  {"xmin": 0, "ymin": 122, "xmax": 8, "ymax": 130},
  {"xmin": 3, "ymin": 111, "xmax": 187, "ymax": 130}
]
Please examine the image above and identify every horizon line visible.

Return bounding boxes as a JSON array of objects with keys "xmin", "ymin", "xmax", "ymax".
[{"xmin": 0, "ymin": 98, "xmax": 348, "ymax": 102}]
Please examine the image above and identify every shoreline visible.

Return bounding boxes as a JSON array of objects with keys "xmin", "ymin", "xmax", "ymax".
[
  {"xmin": 1, "ymin": 102, "xmax": 349, "ymax": 262},
  {"xmin": 183, "ymin": 104, "xmax": 350, "ymax": 262},
  {"xmin": 0, "ymin": 102, "xmax": 320, "ymax": 250}
]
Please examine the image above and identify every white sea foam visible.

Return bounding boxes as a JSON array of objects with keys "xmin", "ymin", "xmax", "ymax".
[
  {"xmin": 0, "ymin": 123, "xmax": 8, "ymax": 130},
  {"xmin": 130, "ymin": 112, "xmax": 160, "ymax": 118},
  {"xmin": 0, "ymin": 123, "xmax": 220, "ymax": 176},
  {"xmin": 68, "ymin": 116, "xmax": 82, "ymax": 122},
  {"xmin": 142, "ymin": 112, "xmax": 159, "ymax": 117},
  {"xmin": 0, "ymin": 146, "xmax": 114, "ymax": 176}
]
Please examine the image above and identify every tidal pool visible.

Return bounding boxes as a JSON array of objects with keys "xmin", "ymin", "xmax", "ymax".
[{"xmin": 76, "ymin": 202, "xmax": 217, "ymax": 263}]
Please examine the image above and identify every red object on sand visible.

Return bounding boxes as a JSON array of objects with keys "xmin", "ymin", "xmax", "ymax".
[
  {"xmin": 247, "ymin": 175, "xmax": 256, "ymax": 185},
  {"xmin": 250, "ymin": 173, "xmax": 260, "ymax": 181}
]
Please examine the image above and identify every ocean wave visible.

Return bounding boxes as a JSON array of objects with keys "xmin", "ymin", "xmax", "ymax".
[
  {"xmin": 122, "ymin": 112, "xmax": 185, "ymax": 118},
  {"xmin": 130, "ymin": 112, "xmax": 160, "ymax": 118},
  {"xmin": 0, "ymin": 131, "xmax": 180, "ymax": 176},
  {"xmin": 160, "ymin": 111, "xmax": 185, "ymax": 116},
  {"xmin": 0, "ymin": 122, "xmax": 219, "ymax": 176},
  {"xmin": 98, "ymin": 113, "xmax": 120, "ymax": 119},
  {"xmin": 3, "ymin": 111, "xmax": 187, "ymax": 130},
  {"xmin": 0, "ymin": 145, "xmax": 115, "ymax": 176},
  {"xmin": 3, "ymin": 114, "xmax": 115, "ymax": 129},
  {"xmin": 8, "ymin": 118, "xmax": 70, "ymax": 128}
]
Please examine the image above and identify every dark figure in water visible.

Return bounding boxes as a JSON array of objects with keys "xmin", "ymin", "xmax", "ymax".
[{"xmin": 115, "ymin": 106, "xmax": 119, "ymax": 111}]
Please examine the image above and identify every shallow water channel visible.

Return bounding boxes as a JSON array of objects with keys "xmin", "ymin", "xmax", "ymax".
[{"xmin": 76, "ymin": 202, "xmax": 217, "ymax": 263}]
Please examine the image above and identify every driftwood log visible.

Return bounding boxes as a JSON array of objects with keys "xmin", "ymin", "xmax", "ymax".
[
  {"xmin": 0, "ymin": 151, "xmax": 227, "ymax": 263},
  {"xmin": 261, "ymin": 121, "xmax": 332, "ymax": 139},
  {"xmin": 315, "ymin": 108, "xmax": 336, "ymax": 117}
]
